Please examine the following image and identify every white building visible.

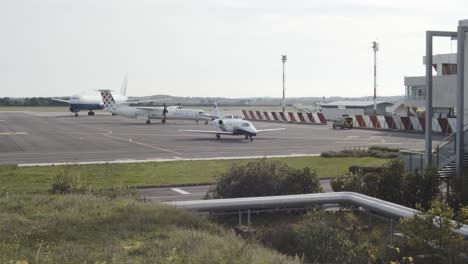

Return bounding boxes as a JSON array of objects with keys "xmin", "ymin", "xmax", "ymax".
[{"xmin": 393, "ymin": 53, "xmax": 457, "ymax": 117}]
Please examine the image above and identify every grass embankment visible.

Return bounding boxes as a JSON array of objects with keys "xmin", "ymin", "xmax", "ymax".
[
  {"xmin": 0, "ymin": 157, "xmax": 388, "ymax": 193},
  {"xmin": 0, "ymin": 194, "xmax": 297, "ymax": 263}
]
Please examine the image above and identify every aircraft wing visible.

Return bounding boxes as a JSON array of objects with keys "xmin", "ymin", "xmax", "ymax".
[
  {"xmin": 135, "ymin": 107, "xmax": 163, "ymax": 110},
  {"xmin": 179, "ymin": 129, "xmax": 234, "ymax": 135},
  {"xmin": 256, "ymin": 128, "xmax": 286, "ymax": 133},
  {"xmin": 198, "ymin": 113, "xmax": 219, "ymax": 119},
  {"xmin": 52, "ymin": 98, "xmax": 70, "ymax": 103},
  {"xmin": 121, "ymin": 99, "xmax": 171, "ymax": 104}
]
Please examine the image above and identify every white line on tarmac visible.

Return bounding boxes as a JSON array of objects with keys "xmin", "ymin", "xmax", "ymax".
[
  {"xmin": 0, "ymin": 132, "xmax": 28, "ymax": 135},
  {"xmin": 101, "ymin": 133, "xmax": 182, "ymax": 155},
  {"xmin": 128, "ymin": 138, "xmax": 182, "ymax": 155},
  {"xmin": 0, "ymin": 120, "xmax": 5, "ymax": 122},
  {"xmin": 146, "ymin": 193, "xmax": 207, "ymax": 200},
  {"xmin": 18, "ymin": 153, "xmax": 321, "ymax": 167},
  {"xmin": 171, "ymin": 188, "xmax": 190, "ymax": 195}
]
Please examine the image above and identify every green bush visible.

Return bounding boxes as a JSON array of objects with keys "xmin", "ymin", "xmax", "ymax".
[
  {"xmin": 322, "ymin": 146, "xmax": 399, "ymax": 159},
  {"xmin": 331, "ymin": 160, "xmax": 440, "ymax": 208},
  {"xmin": 367, "ymin": 146, "xmax": 399, "ymax": 152},
  {"xmin": 207, "ymin": 159, "xmax": 322, "ymax": 199},
  {"xmin": 49, "ymin": 170, "xmax": 87, "ymax": 194}
]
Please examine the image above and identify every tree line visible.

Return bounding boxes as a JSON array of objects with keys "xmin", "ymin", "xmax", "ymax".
[{"xmin": 0, "ymin": 97, "xmax": 67, "ymax": 106}]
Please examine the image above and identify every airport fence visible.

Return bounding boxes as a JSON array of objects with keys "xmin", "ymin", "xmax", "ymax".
[{"xmin": 242, "ymin": 110, "xmax": 327, "ymax": 125}]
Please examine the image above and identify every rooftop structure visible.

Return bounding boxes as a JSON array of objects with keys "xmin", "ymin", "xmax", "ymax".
[{"xmin": 397, "ymin": 53, "xmax": 457, "ymax": 117}]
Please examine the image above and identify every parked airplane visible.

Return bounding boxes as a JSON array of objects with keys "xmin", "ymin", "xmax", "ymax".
[
  {"xmin": 179, "ymin": 115, "xmax": 285, "ymax": 142},
  {"xmin": 53, "ymin": 75, "xmax": 129, "ymax": 116},
  {"xmin": 99, "ymin": 90, "xmax": 213, "ymax": 124}
]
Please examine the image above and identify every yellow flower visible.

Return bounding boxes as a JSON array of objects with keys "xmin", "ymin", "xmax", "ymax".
[
  {"xmin": 408, "ymin": 256, "xmax": 414, "ymax": 263},
  {"xmin": 395, "ymin": 247, "xmax": 400, "ymax": 253}
]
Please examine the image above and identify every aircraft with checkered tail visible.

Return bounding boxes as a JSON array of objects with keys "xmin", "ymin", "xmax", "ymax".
[
  {"xmin": 98, "ymin": 90, "xmax": 213, "ymax": 124},
  {"xmin": 179, "ymin": 114, "xmax": 285, "ymax": 142},
  {"xmin": 52, "ymin": 75, "xmax": 155, "ymax": 117}
]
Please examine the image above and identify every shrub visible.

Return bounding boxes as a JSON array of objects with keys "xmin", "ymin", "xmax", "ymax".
[
  {"xmin": 207, "ymin": 159, "xmax": 322, "ymax": 199},
  {"xmin": 402, "ymin": 167, "xmax": 439, "ymax": 210},
  {"xmin": 278, "ymin": 167, "xmax": 322, "ymax": 195},
  {"xmin": 400, "ymin": 198, "xmax": 468, "ymax": 263},
  {"xmin": 367, "ymin": 146, "xmax": 399, "ymax": 152},
  {"xmin": 49, "ymin": 170, "xmax": 86, "ymax": 194},
  {"xmin": 321, "ymin": 146, "xmax": 399, "ymax": 159},
  {"xmin": 331, "ymin": 160, "xmax": 441, "ymax": 209}
]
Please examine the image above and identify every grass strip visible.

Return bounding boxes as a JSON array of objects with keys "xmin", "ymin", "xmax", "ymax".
[{"xmin": 0, "ymin": 156, "xmax": 388, "ymax": 193}]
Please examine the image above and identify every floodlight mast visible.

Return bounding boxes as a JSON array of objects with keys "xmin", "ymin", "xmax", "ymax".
[
  {"xmin": 372, "ymin": 41, "xmax": 379, "ymax": 116},
  {"xmin": 282, "ymin": 55, "xmax": 287, "ymax": 113}
]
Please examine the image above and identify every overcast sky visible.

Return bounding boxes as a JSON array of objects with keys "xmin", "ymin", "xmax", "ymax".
[{"xmin": 1, "ymin": 0, "xmax": 467, "ymax": 98}]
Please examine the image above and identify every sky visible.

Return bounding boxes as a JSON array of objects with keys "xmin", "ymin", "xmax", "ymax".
[{"xmin": 1, "ymin": 0, "xmax": 467, "ymax": 98}]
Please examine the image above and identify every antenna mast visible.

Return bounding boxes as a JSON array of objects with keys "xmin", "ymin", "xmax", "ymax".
[
  {"xmin": 372, "ymin": 41, "xmax": 379, "ymax": 116},
  {"xmin": 282, "ymin": 55, "xmax": 287, "ymax": 113}
]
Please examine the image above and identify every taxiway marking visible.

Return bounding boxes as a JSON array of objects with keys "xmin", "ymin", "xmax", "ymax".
[
  {"xmin": 171, "ymin": 188, "xmax": 190, "ymax": 195},
  {"xmin": 0, "ymin": 132, "xmax": 28, "ymax": 135}
]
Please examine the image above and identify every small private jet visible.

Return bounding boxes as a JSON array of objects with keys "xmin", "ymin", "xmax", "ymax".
[
  {"xmin": 179, "ymin": 115, "xmax": 285, "ymax": 142},
  {"xmin": 99, "ymin": 90, "xmax": 213, "ymax": 124}
]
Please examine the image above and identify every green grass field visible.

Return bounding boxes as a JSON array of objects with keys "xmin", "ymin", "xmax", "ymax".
[{"xmin": 0, "ymin": 157, "xmax": 388, "ymax": 193}]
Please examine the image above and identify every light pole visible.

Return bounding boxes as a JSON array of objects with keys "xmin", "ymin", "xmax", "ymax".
[
  {"xmin": 372, "ymin": 41, "xmax": 379, "ymax": 116},
  {"xmin": 282, "ymin": 55, "xmax": 287, "ymax": 113}
]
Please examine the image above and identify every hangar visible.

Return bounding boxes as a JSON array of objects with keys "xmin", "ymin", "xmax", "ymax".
[{"xmin": 320, "ymin": 101, "xmax": 393, "ymax": 120}]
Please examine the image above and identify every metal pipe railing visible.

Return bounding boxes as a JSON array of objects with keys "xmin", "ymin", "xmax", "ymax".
[{"xmin": 164, "ymin": 192, "xmax": 468, "ymax": 237}]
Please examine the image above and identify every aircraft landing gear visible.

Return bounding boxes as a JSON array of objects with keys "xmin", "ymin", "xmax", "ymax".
[
  {"xmin": 88, "ymin": 111, "xmax": 95, "ymax": 116},
  {"xmin": 249, "ymin": 136, "xmax": 253, "ymax": 142},
  {"xmin": 162, "ymin": 119, "xmax": 166, "ymax": 124},
  {"xmin": 216, "ymin": 134, "xmax": 220, "ymax": 140},
  {"xmin": 205, "ymin": 121, "xmax": 209, "ymax": 125},
  {"xmin": 75, "ymin": 113, "xmax": 78, "ymax": 117},
  {"xmin": 146, "ymin": 120, "xmax": 151, "ymax": 125},
  {"xmin": 245, "ymin": 135, "xmax": 248, "ymax": 140}
]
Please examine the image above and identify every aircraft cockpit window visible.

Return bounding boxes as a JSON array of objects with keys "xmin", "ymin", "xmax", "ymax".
[{"xmin": 241, "ymin": 122, "xmax": 250, "ymax": 127}]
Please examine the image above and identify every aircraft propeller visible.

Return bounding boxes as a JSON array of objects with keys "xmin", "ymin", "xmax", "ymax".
[{"xmin": 162, "ymin": 103, "xmax": 168, "ymax": 122}]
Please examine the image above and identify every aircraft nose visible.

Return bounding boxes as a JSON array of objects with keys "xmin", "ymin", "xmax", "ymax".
[{"xmin": 250, "ymin": 126, "xmax": 257, "ymax": 134}]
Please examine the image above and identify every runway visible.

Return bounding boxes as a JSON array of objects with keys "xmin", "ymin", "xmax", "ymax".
[{"xmin": 0, "ymin": 111, "xmax": 442, "ymax": 165}]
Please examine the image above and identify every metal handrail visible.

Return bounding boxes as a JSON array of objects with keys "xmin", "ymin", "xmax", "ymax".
[{"xmin": 164, "ymin": 192, "xmax": 468, "ymax": 237}]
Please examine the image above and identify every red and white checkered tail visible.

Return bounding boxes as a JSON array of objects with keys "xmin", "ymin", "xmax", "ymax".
[{"xmin": 99, "ymin": 90, "xmax": 116, "ymax": 110}]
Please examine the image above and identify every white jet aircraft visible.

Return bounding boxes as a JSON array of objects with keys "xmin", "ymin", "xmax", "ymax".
[
  {"xmin": 53, "ymin": 75, "xmax": 130, "ymax": 116},
  {"xmin": 179, "ymin": 115, "xmax": 285, "ymax": 142},
  {"xmin": 99, "ymin": 90, "xmax": 212, "ymax": 124}
]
